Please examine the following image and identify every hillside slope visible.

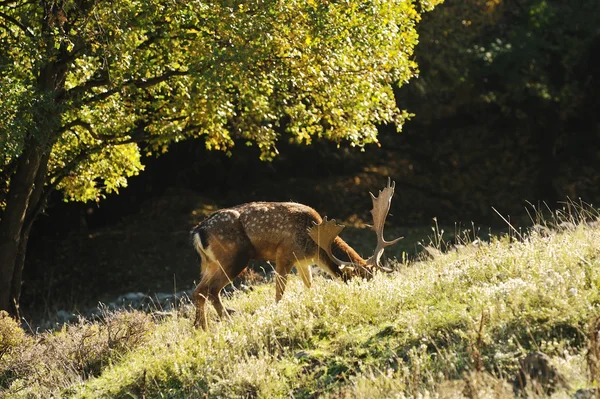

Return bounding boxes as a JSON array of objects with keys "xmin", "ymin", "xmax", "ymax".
[{"xmin": 2, "ymin": 215, "xmax": 600, "ymax": 398}]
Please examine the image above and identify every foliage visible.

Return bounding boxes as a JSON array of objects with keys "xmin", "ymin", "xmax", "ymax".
[
  {"xmin": 405, "ymin": 0, "xmax": 600, "ymax": 122},
  {"xmin": 0, "ymin": 0, "xmax": 441, "ymax": 205},
  {"xmin": 388, "ymin": 0, "xmax": 600, "ymax": 221},
  {"xmin": 3, "ymin": 210, "xmax": 600, "ymax": 397}
]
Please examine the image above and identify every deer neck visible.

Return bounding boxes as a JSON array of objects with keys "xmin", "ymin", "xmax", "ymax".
[{"xmin": 332, "ymin": 237, "xmax": 367, "ymax": 266}]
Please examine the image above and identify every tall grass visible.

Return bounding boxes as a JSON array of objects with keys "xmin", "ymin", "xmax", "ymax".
[{"xmin": 2, "ymin": 208, "xmax": 600, "ymax": 398}]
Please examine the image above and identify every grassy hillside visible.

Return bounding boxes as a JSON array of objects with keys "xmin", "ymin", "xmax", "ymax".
[{"xmin": 2, "ymin": 213, "xmax": 600, "ymax": 398}]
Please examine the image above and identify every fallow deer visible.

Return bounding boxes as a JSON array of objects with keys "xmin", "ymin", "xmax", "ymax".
[{"xmin": 190, "ymin": 179, "xmax": 402, "ymax": 329}]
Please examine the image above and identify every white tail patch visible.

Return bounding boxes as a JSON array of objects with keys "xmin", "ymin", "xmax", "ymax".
[
  {"xmin": 192, "ymin": 232, "xmax": 204, "ymax": 254},
  {"xmin": 192, "ymin": 231, "xmax": 218, "ymax": 264}
]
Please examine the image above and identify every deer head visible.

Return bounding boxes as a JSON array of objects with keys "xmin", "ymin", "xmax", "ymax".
[{"xmin": 308, "ymin": 178, "xmax": 403, "ymax": 278}]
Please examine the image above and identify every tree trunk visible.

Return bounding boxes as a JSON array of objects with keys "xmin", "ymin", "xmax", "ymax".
[
  {"xmin": 0, "ymin": 6, "xmax": 69, "ymax": 317},
  {"xmin": 0, "ymin": 139, "xmax": 44, "ymax": 316},
  {"xmin": 9, "ymin": 230, "xmax": 29, "ymax": 319},
  {"xmin": 7, "ymin": 151, "xmax": 50, "ymax": 318}
]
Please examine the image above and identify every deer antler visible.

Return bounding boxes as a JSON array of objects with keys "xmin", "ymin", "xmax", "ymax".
[
  {"xmin": 307, "ymin": 179, "xmax": 402, "ymax": 273},
  {"xmin": 307, "ymin": 217, "xmax": 354, "ymax": 268},
  {"xmin": 366, "ymin": 178, "xmax": 403, "ymax": 271}
]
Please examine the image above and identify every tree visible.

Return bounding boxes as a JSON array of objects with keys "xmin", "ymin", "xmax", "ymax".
[
  {"xmin": 0, "ymin": 0, "xmax": 442, "ymax": 316},
  {"xmin": 390, "ymin": 0, "xmax": 600, "ymax": 220}
]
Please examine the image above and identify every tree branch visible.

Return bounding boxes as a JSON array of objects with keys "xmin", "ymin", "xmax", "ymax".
[
  {"xmin": 0, "ymin": 0, "xmax": 37, "ymax": 9},
  {"xmin": 59, "ymin": 70, "xmax": 110, "ymax": 101},
  {"xmin": 60, "ymin": 119, "xmax": 94, "ymax": 134},
  {"xmin": 47, "ymin": 146, "xmax": 102, "ymax": 191},
  {"xmin": 47, "ymin": 120, "xmax": 148, "ymax": 187},
  {"xmin": 46, "ymin": 111, "xmax": 202, "ymax": 205},
  {"xmin": 0, "ymin": 10, "xmax": 34, "ymax": 38},
  {"xmin": 59, "ymin": 119, "xmax": 120, "ymax": 141},
  {"xmin": 66, "ymin": 69, "xmax": 189, "ymax": 105}
]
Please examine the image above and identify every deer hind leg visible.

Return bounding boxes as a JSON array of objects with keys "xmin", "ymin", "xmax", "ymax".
[
  {"xmin": 208, "ymin": 269, "xmax": 239, "ymax": 319},
  {"xmin": 193, "ymin": 269, "xmax": 212, "ymax": 330},
  {"xmin": 193, "ymin": 263, "xmax": 232, "ymax": 329},
  {"xmin": 193, "ymin": 262, "xmax": 238, "ymax": 329},
  {"xmin": 193, "ymin": 249, "xmax": 253, "ymax": 329}
]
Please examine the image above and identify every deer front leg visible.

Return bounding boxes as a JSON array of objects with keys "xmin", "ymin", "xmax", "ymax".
[
  {"xmin": 275, "ymin": 253, "xmax": 294, "ymax": 302},
  {"xmin": 296, "ymin": 260, "xmax": 313, "ymax": 289}
]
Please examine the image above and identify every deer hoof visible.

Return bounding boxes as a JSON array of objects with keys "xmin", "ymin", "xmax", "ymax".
[{"xmin": 193, "ymin": 317, "xmax": 207, "ymax": 330}]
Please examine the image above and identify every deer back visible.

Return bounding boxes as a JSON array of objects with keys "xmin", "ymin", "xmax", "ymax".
[
  {"xmin": 192, "ymin": 202, "xmax": 371, "ymax": 279},
  {"xmin": 237, "ymin": 202, "xmax": 321, "ymax": 259}
]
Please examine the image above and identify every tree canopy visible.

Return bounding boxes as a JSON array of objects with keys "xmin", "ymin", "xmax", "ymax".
[
  {"xmin": 0, "ymin": 0, "xmax": 442, "ymax": 315},
  {"xmin": 1, "ymin": 0, "xmax": 440, "ymax": 203}
]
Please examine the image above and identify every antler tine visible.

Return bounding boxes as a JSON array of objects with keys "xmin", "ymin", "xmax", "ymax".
[
  {"xmin": 367, "ymin": 178, "xmax": 403, "ymax": 271},
  {"xmin": 308, "ymin": 217, "xmax": 354, "ymax": 268}
]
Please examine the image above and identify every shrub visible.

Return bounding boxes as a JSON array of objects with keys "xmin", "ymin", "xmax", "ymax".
[
  {"xmin": 0, "ymin": 311, "xmax": 28, "ymax": 361},
  {"xmin": 0, "ymin": 309, "xmax": 154, "ymax": 396},
  {"xmin": 0, "ymin": 311, "xmax": 34, "ymax": 389}
]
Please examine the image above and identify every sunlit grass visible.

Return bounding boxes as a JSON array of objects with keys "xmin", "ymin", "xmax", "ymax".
[{"xmin": 2, "ymin": 210, "xmax": 600, "ymax": 398}]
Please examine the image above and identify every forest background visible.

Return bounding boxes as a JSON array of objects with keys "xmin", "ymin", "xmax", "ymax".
[{"xmin": 3, "ymin": 0, "xmax": 600, "ymax": 321}]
